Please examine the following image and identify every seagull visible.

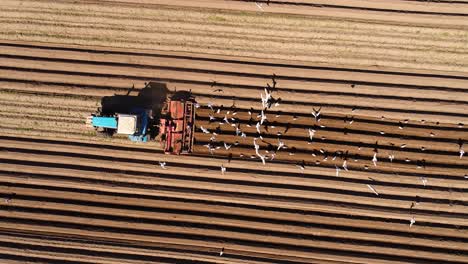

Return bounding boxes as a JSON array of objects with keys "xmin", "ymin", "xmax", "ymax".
[
  {"xmin": 307, "ymin": 128, "xmax": 316, "ymax": 141},
  {"xmin": 224, "ymin": 142, "xmax": 232, "ymax": 150},
  {"xmin": 258, "ymin": 154, "xmax": 266, "ymax": 165},
  {"xmin": 335, "ymin": 165, "xmax": 341, "ymax": 176},
  {"xmin": 409, "ymin": 217, "xmax": 416, "ymax": 228},
  {"xmin": 241, "ymin": 132, "xmax": 247, "ymax": 138},
  {"xmin": 235, "ymin": 126, "xmax": 242, "ymax": 136},
  {"xmin": 255, "ymin": 2, "xmax": 264, "ymax": 11},
  {"xmin": 209, "ymin": 114, "xmax": 216, "ymax": 123},
  {"xmin": 342, "ymin": 160, "xmax": 348, "ymax": 171},
  {"xmin": 159, "ymin": 161, "xmax": 167, "ymax": 169},
  {"xmin": 297, "ymin": 160, "xmax": 305, "ymax": 172},
  {"xmin": 270, "ymin": 153, "xmax": 276, "ymax": 160},
  {"xmin": 207, "ymin": 102, "xmax": 214, "ymax": 111},
  {"xmin": 260, "ymin": 93, "xmax": 268, "ymax": 108},
  {"xmin": 388, "ymin": 154, "xmax": 395, "ymax": 163},
  {"xmin": 260, "ymin": 110, "xmax": 267, "ymax": 125},
  {"xmin": 253, "ymin": 138, "xmax": 260, "ymax": 154},
  {"xmin": 367, "ymin": 184, "xmax": 379, "ymax": 196},
  {"xmin": 204, "ymin": 143, "xmax": 215, "ymax": 154},
  {"xmin": 420, "ymin": 177, "xmax": 428, "ymax": 186},
  {"xmin": 221, "ymin": 164, "xmax": 226, "ymax": 175},
  {"xmin": 223, "ymin": 115, "xmax": 230, "ymax": 125},
  {"xmin": 219, "ymin": 247, "xmax": 225, "ymax": 256},
  {"xmin": 312, "ymin": 107, "xmax": 322, "ymax": 122},
  {"xmin": 372, "ymin": 152, "xmax": 378, "ymax": 167},
  {"xmin": 277, "ymin": 139, "xmax": 285, "ymax": 151},
  {"xmin": 256, "ymin": 122, "xmax": 261, "ymax": 134},
  {"xmin": 200, "ymin": 126, "xmax": 210, "ymax": 134}
]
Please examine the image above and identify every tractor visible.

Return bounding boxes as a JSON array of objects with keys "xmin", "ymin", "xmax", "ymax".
[
  {"xmin": 86, "ymin": 108, "xmax": 152, "ymax": 142},
  {"xmin": 86, "ymin": 86, "xmax": 196, "ymax": 154}
]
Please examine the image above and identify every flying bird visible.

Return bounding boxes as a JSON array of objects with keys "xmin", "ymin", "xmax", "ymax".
[
  {"xmin": 221, "ymin": 164, "xmax": 226, "ymax": 175},
  {"xmin": 342, "ymin": 160, "xmax": 348, "ymax": 171},
  {"xmin": 256, "ymin": 122, "xmax": 261, "ymax": 134},
  {"xmin": 277, "ymin": 139, "xmax": 285, "ymax": 151},
  {"xmin": 312, "ymin": 107, "xmax": 322, "ymax": 122},
  {"xmin": 200, "ymin": 126, "xmax": 210, "ymax": 134},
  {"xmin": 159, "ymin": 161, "xmax": 167, "ymax": 169},
  {"xmin": 367, "ymin": 184, "xmax": 379, "ymax": 196},
  {"xmin": 258, "ymin": 154, "xmax": 266, "ymax": 165},
  {"xmin": 409, "ymin": 217, "xmax": 416, "ymax": 228},
  {"xmin": 372, "ymin": 152, "xmax": 378, "ymax": 167},
  {"xmin": 297, "ymin": 160, "xmax": 306, "ymax": 172},
  {"xmin": 420, "ymin": 177, "xmax": 428, "ymax": 186},
  {"xmin": 224, "ymin": 142, "xmax": 232, "ymax": 150},
  {"xmin": 307, "ymin": 128, "xmax": 316, "ymax": 142}
]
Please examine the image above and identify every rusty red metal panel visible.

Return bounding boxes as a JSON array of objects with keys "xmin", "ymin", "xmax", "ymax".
[{"xmin": 170, "ymin": 101, "xmax": 184, "ymax": 119}]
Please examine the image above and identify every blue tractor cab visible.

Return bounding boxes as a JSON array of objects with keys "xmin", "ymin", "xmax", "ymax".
[{"xmin": 87, "ymin": 108, "xmax": 151, "ymax": 142}]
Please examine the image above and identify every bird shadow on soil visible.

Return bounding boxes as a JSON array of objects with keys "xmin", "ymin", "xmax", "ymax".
[{"xmin": 99, "ymin": 81, "xmax": 169, "ymax": 139}]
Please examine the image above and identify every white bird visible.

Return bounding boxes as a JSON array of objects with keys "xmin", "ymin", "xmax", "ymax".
[
  {"xmin": 270, "ymin": 153, "xmax": 276, "ymax": 160},
  {"xmin": 388, "ymin": 154, "xmax": 395, "ymax": 163},
  {"xmin": 256, "ymin": 122, "xmax": 261, "ymax": 134},
  {"xmin": 307, "ymin": 128, "xmax": 316, "ymax": 141},
  {"xmin": 219, "ymin": 247, "xmax": 224, "ymax": 256},
  {"xmin": 260, "ymin": 110, "xmax": 267, "ymax": 125},
  {"xmin": 312, "ymin": 107, "xmax": 322, "ymax": 122},
  {"xmin": 277, "ymin": 139, "xmax": 285, "ymax": 151},
  {"xmin": 194, "ymin": 103, "xmax": 201, "ymax": 108},
  {"xmin": 204, "ymin": 143, "xmax": 215, "ymax": 154},
  {"xmin": 410, "ymin": 217, "xmax": 416, "ymax": 228},
  {"xmin": 420, "ymin": 177, "xmax": 428, "ymax": 186},
  {"xmin": 258, "ymin": 154, "xmax": 266, "ymax": 165},
  {"xmin": 342, "ymin": 160, "xmax": 348, "ymax": 171},
  {"xmin": 209, "ymin": 114, "xmax": 216, "ymax": 122},
  {"xmin": 200, "ymin": 126, "xmax": 210, "ymax": 134},
  {"xmin": 207, "ymin": 102, "xmax": 214, "ymax": 111},
  {"xmin": 224, "ymin": 142, "xmax": 232, "ymax": 150},
  {"xmin": 460, "ymin": 149, "xmax": 465, "ymax": 159},
  {"xmin": 260, "ymin": 93, "xmax": 268, "ymax": 108},
  {"xmin": 159, "ymin": 161, "xmax": 167, "ymax": 169},
  {"xmin": 235, "ymin": 126, "xmax": 242, "ymax": 136},
  {"xmin": 253, "ymin": 138, "xmax": 260, "ymax": 153},
  {"xmin": 221, "ymin": 164, "xmax": 226, "ymax": 175},
  {"xmin": 335, "ymin": 165, "xmax": 341, "ymax": 177},
  {"xmin": 255, "ymin": 2, "xmax": 264, "ymax": 11},
  {"xmin": 367, "ymin": 184, "xmax": 379, "ymax": 196},
  {"xmin": 223, "ymin": 115, "xmax": 230, "ymax": 125},
  {"xmin": 372, "ymin": 152, "xmax": 378, "ymax": 167}
]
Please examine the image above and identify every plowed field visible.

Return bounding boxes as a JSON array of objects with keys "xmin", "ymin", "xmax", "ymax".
[{"xmin": 0, "ymin": 0, "xmax": 467, "ymax": 263}]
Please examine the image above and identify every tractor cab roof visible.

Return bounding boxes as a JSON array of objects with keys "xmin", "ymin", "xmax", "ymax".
[{"xmin": 117, "ymin": 114, "xmax": 138, "ymax": 135}]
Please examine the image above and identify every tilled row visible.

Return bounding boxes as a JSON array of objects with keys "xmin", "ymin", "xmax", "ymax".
[{"xmin": 2, "ymin": 172, "xmax": 466, "ymax": 263}]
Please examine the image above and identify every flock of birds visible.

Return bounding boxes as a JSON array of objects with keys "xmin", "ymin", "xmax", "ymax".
[{"xmin": 155, "ymin": 75, "xmax": 467, "ymax": 236}]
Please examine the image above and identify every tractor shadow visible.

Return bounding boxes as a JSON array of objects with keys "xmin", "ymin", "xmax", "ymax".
[{"xmin": 100, "ymin": 82, "xmax": 169, "ymax": 139}]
